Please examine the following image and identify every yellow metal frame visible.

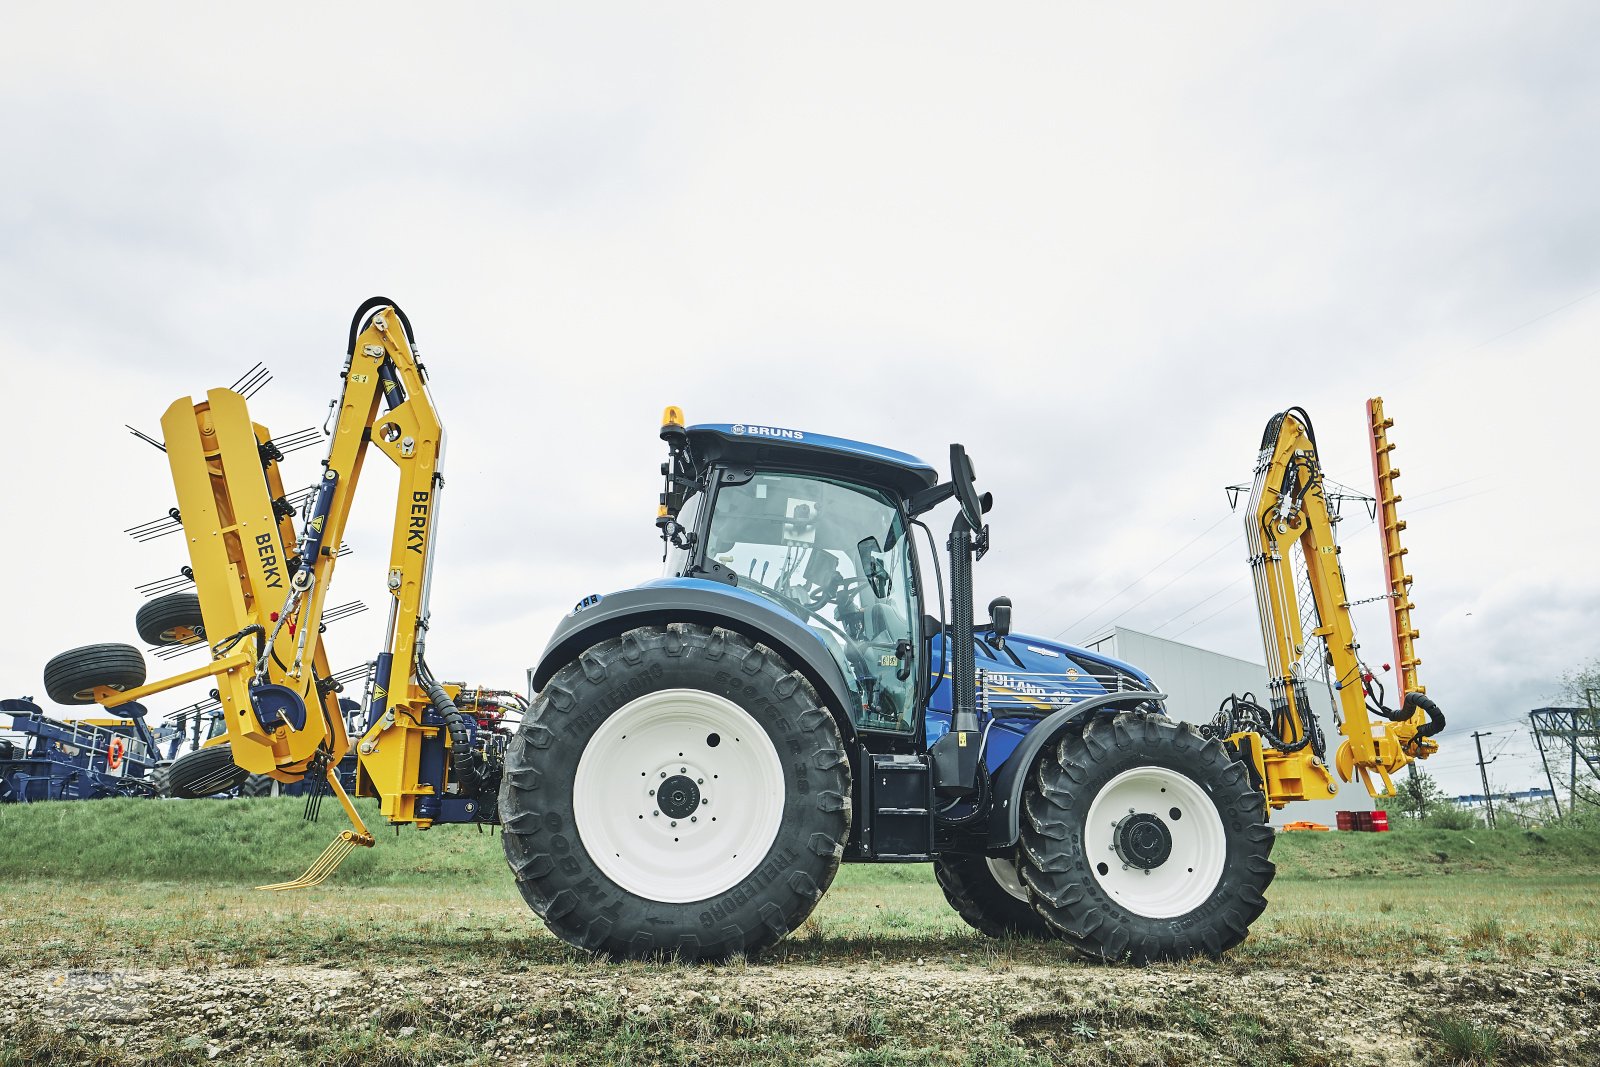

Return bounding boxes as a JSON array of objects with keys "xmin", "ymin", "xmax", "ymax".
[
  {"xmin": 84, "ymin": 304, "xmax": 472, "ymax": 885},
  {"xmin": 1235, "ymin": 404, "xmax": 1437, "ymax": 808}
]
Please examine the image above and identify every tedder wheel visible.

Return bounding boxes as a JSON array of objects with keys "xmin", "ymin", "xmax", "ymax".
[
  {"xmin": 149, "ymin": 760, "xmax": 174, "ymax": 798},
  {"xmin": 935, "ymin": 848, "xmax": 1056, "ymax": 939},
  {"xmin": 135, "ymin": 592, "xmax": 207, "ymax": 646},
  {"xmin": 163, "ymin": 743, "xmax": 248, "ymax": 799},
  {"xmin": 239, "ymin": 775, "xmax": 278, "ymax": 798},
  {"xmin": 500, "ymin": 623, "xmax": 852, "ymax": 961},
  {"xmin": 1019, "ymin": 712, "xmax": 1275, "ymax": 964},
  {"xmin": 43, "ymin": 644, "xmax": 147, "ymax": 705}
]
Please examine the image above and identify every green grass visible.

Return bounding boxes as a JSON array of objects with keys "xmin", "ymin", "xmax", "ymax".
[
  {"xmin": 2, "ymin": 800, "xmax": 1598, "ymax": 1065},
  {"xmin": 0, "ymin": 798, "xmax": 1597, "ymax": 972}
]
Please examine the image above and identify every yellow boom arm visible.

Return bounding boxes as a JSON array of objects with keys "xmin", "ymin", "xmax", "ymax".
[
  {"xmin": 1228, "ymin": 404, "xmax": 1443, "ymax": 808},
  {"xmin": 97, "ymin": 300, "xmax": 496, "ymax": 885}
]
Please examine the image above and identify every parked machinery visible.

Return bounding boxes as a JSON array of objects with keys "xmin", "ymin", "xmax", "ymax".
[{"xmin": 0, "ymin": 697, "xmax": 162, "ymax": 802}]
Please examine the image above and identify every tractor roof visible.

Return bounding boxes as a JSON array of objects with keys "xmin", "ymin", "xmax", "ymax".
[{"xmin": 686, "ymin": 423, "xmax": 938, "ymax": 499}]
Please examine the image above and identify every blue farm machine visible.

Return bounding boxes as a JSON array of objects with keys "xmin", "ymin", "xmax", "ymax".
[
  {"xmin": 0, "ymin": 697, "xmax": 164, "ymax": 802},
  {"xmin": 40, "ymin": 300, "xmax": 1443, "ymax": 962}
]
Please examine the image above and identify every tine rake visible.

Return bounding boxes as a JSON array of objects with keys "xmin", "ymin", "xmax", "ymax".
[{"xmin": 257, "ymin": 830, "xmax": 365, "ymax": 891}]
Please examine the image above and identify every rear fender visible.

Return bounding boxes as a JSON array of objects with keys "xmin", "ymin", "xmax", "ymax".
[
  {"xmin": 531, "ymin": 582, "xmax": 859, "ymax": 747},
  {"xmin": 985, "ymin": 692, "xmax": 1168, "ymax": 851}
]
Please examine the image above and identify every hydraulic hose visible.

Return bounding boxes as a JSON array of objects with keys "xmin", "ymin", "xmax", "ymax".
[
  {"xmin": 420, "ymin": 665, "xmax": 480, "ymax": 796},
  {"xmin": 1399, "ymin": 691, "xmax": 1446, "ymax": 738}
]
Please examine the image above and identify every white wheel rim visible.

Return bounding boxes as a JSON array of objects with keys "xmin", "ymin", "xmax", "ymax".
[
  {"xmin": 573, "ymin": 688, "xmax": 785, "ymax": 904},
  {"xmin": 987, "ymin": 854, "xmax": 1030, "ymax": 903},
  {"xmin": 1083, "ymin": 766, "xmax": 1226, "ymax": 919}
]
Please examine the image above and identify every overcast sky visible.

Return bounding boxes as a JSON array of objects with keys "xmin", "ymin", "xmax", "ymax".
[{"xmin": 2, "ymin": 4, "xmax": 1597, "ymax": 800}]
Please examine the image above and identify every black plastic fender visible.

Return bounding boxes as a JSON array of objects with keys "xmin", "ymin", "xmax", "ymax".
[
  {"xmin": 530, "ymin": 584, "xmax": 860, "ymax": 747},
  {"xmin": 985, "ymin": 691, "xmax": 1169, "ymax": 851}
]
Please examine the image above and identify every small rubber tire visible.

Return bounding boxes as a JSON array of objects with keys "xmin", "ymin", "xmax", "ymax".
[
  {"xmin": 43, "ymin": 644, "xmax": 148, "ymax": 705},
  {"xmin": 500, "ymin": 623, "xmax": 852, "ymax": 962},
  {"xmin": 1019, "ymin": 712, "xmax": 1275, "ymax": 964},
  {"xmin": 240, "ymin": 775, "xmax": 278, "ymax": 798},
  {"xmin": 149, "ymin": 760, "xmax": 174, "ymax": 798},
  {"xmin": 164, "ymin": 743, "xmax": 247, "ymax": 799},
  {"xmin": 135, "ymin": 593, "xmax": 207, "ymax": 646},
  {"xmin": 935, "ymin": 848, "xmax": 1056, "ymax": 939}
]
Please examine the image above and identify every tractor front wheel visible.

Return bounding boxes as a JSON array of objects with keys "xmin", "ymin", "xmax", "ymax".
[
  {"xmin": 1019, "ymin": 712, "xmax": 1275, "ymax": 964},
  {"xmin": 500, "ymin": 624, "xmax": 851, "ymax": 961}
]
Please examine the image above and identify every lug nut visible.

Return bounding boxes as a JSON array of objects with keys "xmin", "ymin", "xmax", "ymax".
[
  {"xmin": 660, "ymin": 771, "xmax": 667, "ymax": 778},
  {"xmin": 670, "ymin": 820, "xmax": 677, "ymax": 827},
  {"xmin": 648, "ymin": 789, "xmax": 655, "ymax": 796},
  {"xmin": 690, "ymin": 816, "xmax": 697, "ymax": 823},
  {"xmin": 652, "ymin": 811, "xmax": 659, "ymax": 817}
]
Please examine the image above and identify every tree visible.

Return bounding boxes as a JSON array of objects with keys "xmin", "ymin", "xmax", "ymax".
[{"xmin": 1378, "ymin": 766, "xmax": 1447, "ymax": 820}]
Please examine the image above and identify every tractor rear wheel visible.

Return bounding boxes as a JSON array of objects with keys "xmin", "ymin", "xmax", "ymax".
[
  {"xmin": 136, "ymin": 593, "xmax": 207, "ymax": 646},
  {"xmin": 500, "ymin": 624, "xmax": 851, "ymax": 961},
  {"xmin": 1019, "ymin": 712, "xmax": 1275, "ymax": 964},
  {"xmin": 43, "ymin": 644, "xmax": 147, "ymax": 705},
  {"xmin": 163, "ymin": 743, "xmax": 248, "ymax": 799},
  {"xmin": 935, "ymin": 848, "xmax": 1055, "ymax": 939}
]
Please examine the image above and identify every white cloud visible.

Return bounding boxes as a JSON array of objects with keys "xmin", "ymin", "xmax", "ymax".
[{"xmin": 2, "ymin": 3, "xmax": 1597, "ymax": 800}]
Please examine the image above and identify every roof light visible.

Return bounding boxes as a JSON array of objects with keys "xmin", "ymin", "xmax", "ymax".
[{"xmin": 661, "ymin": 406, "xmax": 685, "ymax": 430}]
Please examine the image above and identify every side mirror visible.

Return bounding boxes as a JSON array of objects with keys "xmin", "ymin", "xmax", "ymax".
[
  {"xmin": 948, "ymin": 444, "xmax": 984, "ymax": 531},
  {"xmin": 988, "ymin": 596, "xmax": 1012, "ymax": 648},
  {"xmin": 856, "ymin": 536, "xmax": 891, "ymax": 599}
]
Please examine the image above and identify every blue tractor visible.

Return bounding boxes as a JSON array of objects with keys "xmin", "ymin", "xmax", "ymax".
[{"xmin": 501, "ymin": 413, "xmax": 1275, "ymax": 963}]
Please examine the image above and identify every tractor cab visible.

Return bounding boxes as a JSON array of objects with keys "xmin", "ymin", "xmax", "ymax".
[{"xmin": 657, "ymin": 419, "xmax": 939, "ymax": 736}]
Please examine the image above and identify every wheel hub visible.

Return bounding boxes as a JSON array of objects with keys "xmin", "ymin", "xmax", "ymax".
[
  {"xmin": 573, "ymin": 688, "xmax": 785, "ymax": 904},
  {"xmin": 657, "ymin": 774, "xmax": 701, "ymax": 819},
  {"xmin": 1113, "ymin": 812, "xmax": 1172, "ymax": 870}
]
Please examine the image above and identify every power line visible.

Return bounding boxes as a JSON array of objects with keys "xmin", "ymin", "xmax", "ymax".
[
  {"xmin": 1052, "ymin": 514, "xmax": 1233, "ymax": 640},
  {"xmin": 1076, "ymin": 532, "xmax": 1243, "ymax": 644},
  {"xmin": 1471, "ymin": 280, "xmax": 1600, "ymax": 350}
]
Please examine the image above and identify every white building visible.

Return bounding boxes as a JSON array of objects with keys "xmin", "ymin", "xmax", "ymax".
[{"xmin": 1083, "ymin": 627, "xmax": 1373, "ymax": 829}]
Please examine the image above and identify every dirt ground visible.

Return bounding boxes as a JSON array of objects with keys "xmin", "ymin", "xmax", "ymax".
[{"xmin": 5, "ymin": 956, "xmax": 1598, "ymax": 1066}]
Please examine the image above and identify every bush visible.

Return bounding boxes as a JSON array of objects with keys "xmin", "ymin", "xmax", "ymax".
[{"xmin": 1421, "ymin": 806, "xmax": 1480, "ymax": 831}]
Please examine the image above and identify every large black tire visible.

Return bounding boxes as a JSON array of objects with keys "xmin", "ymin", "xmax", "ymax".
[
  {"xmin": 43, "ymin": 644, "xmax": 147, "ymax": 705},
  {"xmin": 935, "ymin": 848, "xmax": 1057, "ymax": 938},
  {"xmin": 500, "ymin": 624, "xmax": 851, "ymax": 962},
  {"xmin": 240, "ymin": 775, "xmax": 279, "ymax": 798},
  {"xmin": 163, "ymin": 744, "xmax": 248, "ymax": 799},
  {"xmin": 135, "ymin": 593, "xmax": 206, "ymax": 646},
  {"xmin": 1019, "ymin": 712, "xmax": 1275, "ymax": 964}
]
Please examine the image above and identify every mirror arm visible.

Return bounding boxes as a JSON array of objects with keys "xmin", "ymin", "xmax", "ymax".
[{"xmin": 906, "ymin": 481, "xmax": 956, "ymax": 517}]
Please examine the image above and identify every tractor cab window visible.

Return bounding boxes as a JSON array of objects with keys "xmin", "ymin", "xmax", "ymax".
[
  {"xmin": 662, "ymin": 490, "xmax": 703, "ymax": 579},
  {"xmin": 706, "ymin": 472, "xmax": 917, "ymax": 733}
]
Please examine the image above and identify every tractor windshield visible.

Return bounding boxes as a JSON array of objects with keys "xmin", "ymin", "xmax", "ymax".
[{"xmin": 705, "ymin": 472, "xmax": 917, "ymax": 733}]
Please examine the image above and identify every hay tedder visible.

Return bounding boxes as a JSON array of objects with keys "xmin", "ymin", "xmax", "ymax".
[{"xmin": 44, "ymin": 300, "xmax": 1443, "ymax": 962}]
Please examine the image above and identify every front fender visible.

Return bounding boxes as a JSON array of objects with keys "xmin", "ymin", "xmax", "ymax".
[
  {"xmin": 531, "ymin": 580, "xmax": 859, "ymax": 746},
  {"xmin": 985, "ymin": 692, "xmax": 1168, "ymax": 851}
]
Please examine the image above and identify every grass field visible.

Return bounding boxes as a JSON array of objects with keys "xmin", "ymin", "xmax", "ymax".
[{"xmin": 1, "ymin": 799, "xmax": 1598, "ymax": 1065}]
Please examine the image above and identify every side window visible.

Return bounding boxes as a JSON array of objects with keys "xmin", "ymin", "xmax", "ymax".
[
  {"xmin": 662, "ymin": 491, "xmax": 702, "ymax": 578},
  {"xmin": 706, "ymin": 473, "xmax": 917, "ymax": 733}
]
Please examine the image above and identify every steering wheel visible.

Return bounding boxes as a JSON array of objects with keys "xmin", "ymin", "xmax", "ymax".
[{"xmin": 806, "ymin": 575, "xmax": 872, "ymax": 610}]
